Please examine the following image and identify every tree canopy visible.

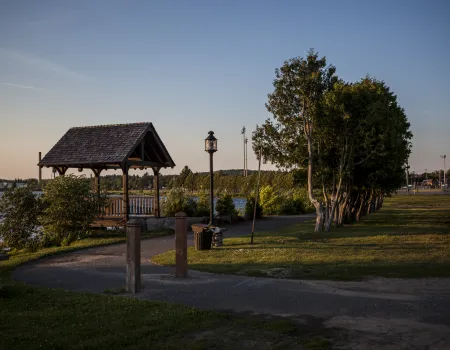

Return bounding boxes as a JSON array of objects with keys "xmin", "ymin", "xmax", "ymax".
[{"xmin": 254, "ymin": 49, "xmax": 412, "ymax": 231}]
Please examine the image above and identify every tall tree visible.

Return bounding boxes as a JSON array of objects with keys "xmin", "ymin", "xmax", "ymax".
[
  {"xmin": 255, "ymin": 51, "xmax": 412, "ymax": 232},
  {"xmin": 254, "ymin": 49, "xmax": 337, "ymax": 231},
  {"xmin": 177, "ymin": 166, "xmax": 193, "ymax": 189}
]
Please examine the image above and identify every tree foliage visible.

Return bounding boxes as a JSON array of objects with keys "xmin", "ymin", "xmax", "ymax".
[
  {"xmin": 161, "ymin": 188, "xmax": 197, "ymax": 217},
  {"xmin": 41, "ymin": 175, "xmax": 106, "ymax": 246},
  {"xmin": 254, "ymin": 49, "xmax": 412, "ymax": 231},
  {"xmin": 215, "ymin": 193, "xmax": 237, "ymax": 216},
  {"xmin": 195, "ymin": 190, "xmax": 210, "ymax": 217},
  {"xmin": 0, "ymin": 187, "xmax": 42, "ymax": 251},
  {"xmin": 244, "ymin": 196, "xmax": 262, "ymax": 218}
]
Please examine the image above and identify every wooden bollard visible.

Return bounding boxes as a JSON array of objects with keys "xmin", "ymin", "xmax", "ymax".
[
  {"xmin": 126, "ymin": 218, "xmax": 141, "ymax": 293},
  {"xmin": 175, "ymin": 212, "xmax": 188, "ymax": 277}
]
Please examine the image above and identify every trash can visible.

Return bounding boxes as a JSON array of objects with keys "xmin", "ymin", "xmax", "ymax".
[{"xmin": 191, "ymin": 224, "xmax": 213, "ymax": 251}]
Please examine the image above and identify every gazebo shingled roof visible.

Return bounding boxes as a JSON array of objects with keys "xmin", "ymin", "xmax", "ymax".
[
  {"xmin": 38, "ymin": 122, "xmax": 175, "ymax": 220},
  {"xmin": 39, "ymin": 122, "xmax": 175, "ymax": 170}
]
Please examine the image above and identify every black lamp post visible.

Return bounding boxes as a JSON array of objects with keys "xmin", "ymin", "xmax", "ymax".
[{"xmin": 205, "ymin": 131, "xmax": 217, "ymax": 225}]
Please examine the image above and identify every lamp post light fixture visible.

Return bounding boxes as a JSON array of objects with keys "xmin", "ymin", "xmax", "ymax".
[{"xmin": 205, "ymin": 131, "xmax": 218, "ymax": 225}]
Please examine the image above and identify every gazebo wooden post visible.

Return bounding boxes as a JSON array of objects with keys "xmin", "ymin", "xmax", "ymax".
[
  {"xmin": 153, "ymin": 167, "xmax": 161, "ymax": 218},
  {"xmin": 92, "ymin": 169, "xmax": 102, "ymax": 215},
  {"xmin": 122, "ymin": 164, "xmax": 130, "ymax": 222}
]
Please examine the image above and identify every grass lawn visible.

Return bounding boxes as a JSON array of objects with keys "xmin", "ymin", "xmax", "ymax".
[
  {"xmin": 152, "ymin": 194, "xmax": 450, "ymax": 281},
  {"xmin": 1, "ymin": 231, "xmax": 331, "ymax": 349}
]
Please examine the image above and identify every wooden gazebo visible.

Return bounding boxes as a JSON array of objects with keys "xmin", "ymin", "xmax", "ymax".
[{"xmin": 38, "ymin": 122, "xmax": 175, "ymax": 223}]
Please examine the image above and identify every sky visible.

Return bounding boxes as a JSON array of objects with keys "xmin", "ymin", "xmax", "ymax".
[{"xmin": 0, "ymin": 0, "xmax": 449, "ymax": 179}]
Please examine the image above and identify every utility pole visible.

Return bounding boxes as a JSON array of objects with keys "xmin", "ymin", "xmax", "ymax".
[
  {"xmin": 241, "ymin": 126, "xmax": 246, "ymax": 177},
  {"xmin": 38, "ymin": 152, "xmax": 42, "ymax": 189},
  {"xmin": 441, "ymin": 155, "xmax": 447, "ymax": 191},
  {"xmin": 251, "ymin": 147, "xmax": 262, "ymax": 245},
  {"xmin": 245, "ymin": 137, "xmax": 248, "ymax": 177},
  {"xmin": 405, "ymin": 164, "xmax": 410, "ymax": 193}
]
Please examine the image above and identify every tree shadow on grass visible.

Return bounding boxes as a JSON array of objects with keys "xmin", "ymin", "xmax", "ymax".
[
  {"xmin": 217, "ymin": 241, "xmax": 447, "ymax": 251},
  {"xmin": 239, "ymin": 228, "xmax": 450, "ymax": 243},
  {"xmin": 185, "ymin": 260, "xmax": 450, "ymax": 281}
]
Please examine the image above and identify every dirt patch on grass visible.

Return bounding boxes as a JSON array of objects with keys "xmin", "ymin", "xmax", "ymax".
[
  {"xmin": 192, "ymin": 314, "xmax": 334, "ymax": 350},
  {"xmin": 325, "ymin": 316, "xmax": 450, "ymax": 350},
  {"xmin": 302, "ymin": 277, "xmax": 450, "ymax": 298}
]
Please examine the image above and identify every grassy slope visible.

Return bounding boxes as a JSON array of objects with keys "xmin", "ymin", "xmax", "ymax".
[
  {"xmin": 152, "ymin": 194, "xmax": 450, "ymax": 280},
  {"xmin": 0, "ymin": 232, "xmax": 330, "ymax": 349}
]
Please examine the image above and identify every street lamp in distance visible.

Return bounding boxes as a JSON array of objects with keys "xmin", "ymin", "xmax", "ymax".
[{"xmin": 205, "ymin": 131, "xmax": 218, "ymax": 225}]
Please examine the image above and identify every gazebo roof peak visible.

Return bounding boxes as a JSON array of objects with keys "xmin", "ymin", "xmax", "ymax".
[
  {"xmin": 70, "ymin": 122, "xmax": 150, "ymax": 129},
  {"xmin": 39, "ymin": 122, "xmax": 175, "ymax": 171}
]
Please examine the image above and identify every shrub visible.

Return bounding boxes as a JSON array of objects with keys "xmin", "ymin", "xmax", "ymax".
[
  {"xmin": 259, "ymin": 185, "xmax": 283, "ymax": 215},
  {"xmin": 215, "ymin": 193, "xmax": 236, "ymax": 216},
  {"xmin": 183, "ymin": 197, "xmax": 197, "ymax": 217},
  {"xmin": 41, "ymin": 175, "xmax": 106, "ymax": 246},
  {"xmin": 161, "ymin": 188, "xmax": 197, "ymax": 217},
  {"xmin": 194, "ymin": 191, "xmax": 210, "ymax": 217},
  {"xmin": 0, "ymin": 187, "xmax": 42, "ymax": 251},
  {"xmin": 257, "ymin": 186, "xmax": 314, "ymax": 215},
  {"xmin": 244, "ymin": 196, "xmax": 263, "ymax": 219},
  {"xmin": 295, "ymin": 188, "xmax": 315, "ymax": 213}
]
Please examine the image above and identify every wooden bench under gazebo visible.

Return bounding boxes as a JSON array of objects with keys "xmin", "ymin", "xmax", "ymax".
[{"xmin": 38, "ymin": 122, "xmax": 175, "ymax": 227}]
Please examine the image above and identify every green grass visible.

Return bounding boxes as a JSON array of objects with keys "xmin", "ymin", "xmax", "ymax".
[
  {"xmin": 1, "ymin": 283, "xmax": 332, "ymax": 349},
  {"xmin": 152, "ymin": 194, "xmax": 450, "ymax": 281},
  {"xmin": 0, "ymin": 229, "xmax": 331, "ymax": 349}
]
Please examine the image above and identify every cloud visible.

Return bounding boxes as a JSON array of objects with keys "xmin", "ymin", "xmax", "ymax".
[
  {"xmin": 0, "ymin": 47, "xmax": 88, "ymax": 82},
  {"xmin": 0, "ymin": 82, "xmax": 53, "ymax": 93}
]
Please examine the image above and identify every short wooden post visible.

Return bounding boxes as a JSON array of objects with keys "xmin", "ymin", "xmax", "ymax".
[
  {"xmin": 175, "ymin": 212, "xmax": 188, "ymax": 277},
  {"xmin": 126, "ymin": 219, "xmax": 141, "ymax": 293}
]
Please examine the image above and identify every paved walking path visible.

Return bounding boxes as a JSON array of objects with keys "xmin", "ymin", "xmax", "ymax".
[{"xmin": 13, "ymin": 215, "xmax": 450, "ymax": 349}]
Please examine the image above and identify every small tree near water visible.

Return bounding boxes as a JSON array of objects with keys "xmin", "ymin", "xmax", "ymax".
[
  {"xmin": 215, "ymin": 193, "xmax": 236, "ymax": 216},
  {"xmin": 41, "ymin": 175, "xmax": 105, "ymax": 246},
  {"xmin": 0, "ymin": 187, "xmax": 42, "ymax": 251},
  {"xmin": 161, "ymin": 188, "xmax": 197, "ymax": 217},
  {"xmin": 194, "ymin": 191, "xmax": 210, "ymax": 217}
]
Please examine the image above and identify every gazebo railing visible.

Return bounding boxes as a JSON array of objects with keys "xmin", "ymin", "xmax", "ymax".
[{"xmin": 103, "ymin": 196, "xmax": 154, "ymax": 217}]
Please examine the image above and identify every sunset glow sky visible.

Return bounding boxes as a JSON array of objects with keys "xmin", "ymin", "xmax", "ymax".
[{"xmin": 1, "ymin": 0, "xmax": 449, "ymax": 179}]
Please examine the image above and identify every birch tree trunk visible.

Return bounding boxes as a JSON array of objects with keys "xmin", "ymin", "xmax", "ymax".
[{"xmin": 306, "ymin": 134, "xmax": 324, "ymax": 232}]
